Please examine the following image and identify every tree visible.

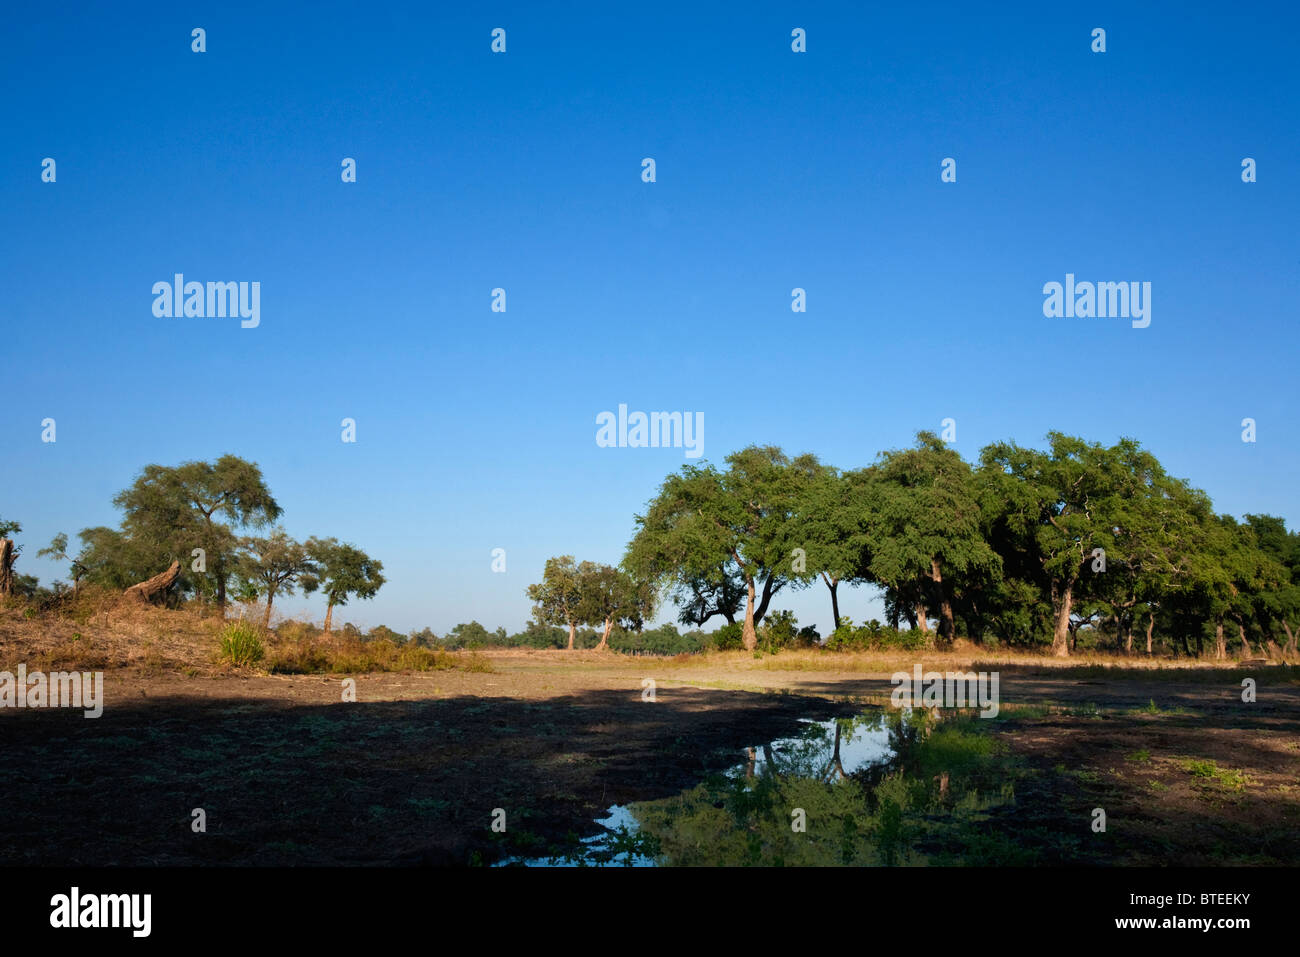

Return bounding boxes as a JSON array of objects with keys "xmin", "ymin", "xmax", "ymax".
[
  {"xmin": 980, "ymin": 434, "xmax": 1148, "ymax": 657},
  {"xmin": 626, "ymin": 447, "xmax": 820, "ymax": 651},
  {"xmin": 367, "ymin": 624, "xmax": 407, "ymax": 644},
  {"xmin": 111, "ymin": 455, "xmax": 282, "ymax": 612},
  {"xmin": 868, "ymin": 434, "xmax": 1000, "ymax": 646},
  {"xmin": 1077, "ymin": 453, "xmax": 1206, "ymax": 654},
  {"xmin": 409, "ymin": 626, "xmax": 439, "ymax": 648},
  {"xmin": 527, "ymin": 555, "xmax": 584, "ymax": 650},
  {"xmin": 75, "ymin": 526, "xmax": 156, "ymax": 591},
  {"xmin": 577, "ymin": 563, "xmax": 654, "ymax": 651},
  {"xmin": 37, "ymin": 533, "xmax": 90, "ymax": 591},
  {"xmin": 302, "ymin": 537, "xmax": 386, "ymax": 636},
  {"xmin": 671, "ymin": 566, "xmax": 746, "ymax": 628},
  {"xmin": 238, "ymin": 530, "xmax": 316, "ymax": 628},
  {"xmin": 795, "ymin": 466, "xmax": 876, "ymax": 632},
  {"xmin": 1243, "ymin": 514, "xmax": 1300, "ymax": 654}
]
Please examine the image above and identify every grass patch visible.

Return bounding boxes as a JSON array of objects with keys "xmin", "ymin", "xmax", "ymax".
[
  {"xmin": 219, "ymin": 620, "xmax": 265, "ymax": 667},
  {"xmin": 1131, "ymin": 699, "xmax": 1192, "ymax": 716},
  {"xmin": 1180, "ymin": 759, "xmax": 1252, "ymax": 791}
]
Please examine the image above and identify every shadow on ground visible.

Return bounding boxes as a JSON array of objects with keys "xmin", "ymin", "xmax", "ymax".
[{"xmin": 0, "ymin": 686, "xmax": 861, "ymax": 866}]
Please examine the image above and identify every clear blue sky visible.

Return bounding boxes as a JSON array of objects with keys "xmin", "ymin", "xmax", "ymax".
[{"xmin": 4, "ymin": 2, "xmax": 1297, "ymax": 634}]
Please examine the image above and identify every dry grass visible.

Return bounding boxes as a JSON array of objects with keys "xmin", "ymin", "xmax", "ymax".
[
  {"xmin": 0, "ymin": 591, "xmax": 493, "ymax": 676},
  {"xmin": 2, "ymin": 590, "xmax": 1294, "ymax": 682},
  {"xmin": 0, "ymin": 589, "xmax": 225, "ymax": 673},
  {"xmin": 263, "ymin": 634, "xmax": 493, "ymax": 674}
]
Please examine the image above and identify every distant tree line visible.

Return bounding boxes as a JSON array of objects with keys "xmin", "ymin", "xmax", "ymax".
[
  {"xmin": 7, "ymin": 434, "xmax": 1298, "ymax": 662},
  {"xmin": 618, "ymin": 432, "xmax": 1300, "ymax": 658}
]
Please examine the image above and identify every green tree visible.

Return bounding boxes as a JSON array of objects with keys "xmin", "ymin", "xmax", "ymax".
[
  {"xmin": 302, "ymin": 537, "xmax": 386, "ymax": 636},
  {"xmin": 670, "ymin": 567, "xmax": 745, "ymax": 628},
  {"xmin": 980, "ymin": 434, "xmax": 1151, "ymax": 657},
  {"xmin": 577, "ymin": 563, "xmax": 655, "ymax": 651},
  {"xmin": 626, "ymin": 446, "xmax": 821, "ymax": 651},
  {"xmin": 1243, "ymin": 514, "xmax": 1300, "ymax": 654},
  {"xmin": 37, "ymin": 532, "xmax": 90, "ymax": 591},
  {"xmin": 237, "ymin": 530, "xmax": 316, "ymax": 628},
  {"xmin": 1079, "ymin": 452, "xmax": 1208, "ymax": 654},
  {"xmin": 869, "ymin": 433, "xmax": 1000, "ymax": 646},
  {"xmin": 110, "ymin": 455, "xmax": 282, "ymax": 612},
  {"xmin": 527, "ymin": 555, "xmax": 584, "ymax": 649},
  {"xmin": 795, "ymin": 466, "xmax": 876, "ymax": 632}
]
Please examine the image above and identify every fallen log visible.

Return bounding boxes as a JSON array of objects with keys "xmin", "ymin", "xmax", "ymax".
[{"xmin": 122, "ymin": 560, "xmax": 181, "ymax": 605}]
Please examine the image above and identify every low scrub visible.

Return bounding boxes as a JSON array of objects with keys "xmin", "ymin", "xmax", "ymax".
[
  {"xmin": 265, "ymin": 636, "xmax": 494, "ymax": 674},
  {"xmin": 219, "ymin": 620, "xmax": 265, "ymax": 667},
  {"xmin": 825, "ymin": 618, "xmax": 929, "ymax": 652}
]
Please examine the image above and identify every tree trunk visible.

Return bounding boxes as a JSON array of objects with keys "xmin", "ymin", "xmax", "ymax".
[
  {"xmin": 742, "ymin": 577, "xmax": 758, "ymax": 651},
  {"xmin": 263, "ymin": 588, "xmax": 276, "ymax": 629},
  {"xmin": 1121, "ymin": 614, "xmax": 1133, "ymax": 655},
  {"xmin": 1145, "ymin": 611, "xmax": 1154, "ymax": 655},
  {"xmin": 123, "ymin": 560, "xmax": 181, "ymax": 605},
  {"xmin": 1282, "ymin": 619, "xmax": 1298, "ymax": 655},
  {"xmin": 1237, "ymin": 618, "xmax": 1252, "ymax": 657},
  {"xmin": 0, "ymin": 538, "xmax": 14, "ymax": 596},
  {"xmin": 596, "ymin": 617, "xmax": 612, "ymax": 651},
  {"xmin": 752, "ymin": 573, "xmax": 780, "ymax": 627},
  {"xmin": 822, "ymin": 573, "xmax": 841, "ymax": 631},
  {"xmin": 931, "ymin": 559, "xmax": 955, "ymax": 645},
  {"xmin": 1050, "ymin": 581, "xmax": 1073, "ymax": 657},
  {"xmin": 323, "ymin": 601, "xmax": 335, "ymax": 636},
  {"xmin": 915, "ymin": 604, "xmax": 928, "ymax": 636},
  {"xmin": 829, "ymin": 722, "xmax": 847, "ymax": 781},
  {"xmin": 567, "ymin": 620, "xmax": 576, "ymax": 650},
  {"xmin": 1214, "ymin": 617, "xmax": 1226, "ymax": 660},
  {"xmin": 215, "ymin": 563, "xmax": 228, "ymax": 614}
]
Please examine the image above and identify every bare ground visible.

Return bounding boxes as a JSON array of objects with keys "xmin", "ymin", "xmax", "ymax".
[{"xmin": 1, "ymin": 647, "xmax": 1297, "ymax": 866}]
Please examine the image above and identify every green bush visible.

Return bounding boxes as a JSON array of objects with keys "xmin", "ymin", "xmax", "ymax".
[
  {"xmin": 711, "ymin": 622, "xmax": 745, "ymax": 651},
  {"xmin": 825, "ymin": 618, "xmax": 927, "ymax": 652},
  {"xmin": 794, "ymin": 624, "xmax": 821, "ymax": 647},
  {"xmin": 220, "ymin": 620, "xmax": 265, "ymax": 667},
  {"xmin": 758, "ymin": 610, "xmax": 798, "ymax": 653}
]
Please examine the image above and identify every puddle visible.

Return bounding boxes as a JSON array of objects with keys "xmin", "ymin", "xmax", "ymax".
[
  {"xmin": 495, "ymin": 804, "xmax": 657, "ymax": 867},
  {"xmin": 499, "ymin": 710, "xmax": 921, "ymax": 867}
]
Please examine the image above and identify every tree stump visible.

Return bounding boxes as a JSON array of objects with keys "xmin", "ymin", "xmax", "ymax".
[{"xmin": 122, "ymin": 560, "xmax": 181, "ymax": 605}]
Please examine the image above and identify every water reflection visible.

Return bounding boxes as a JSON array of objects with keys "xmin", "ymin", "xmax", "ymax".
[{"xmin": 501, "ymin": 709, "xmax": 1015, "ymax": 866}]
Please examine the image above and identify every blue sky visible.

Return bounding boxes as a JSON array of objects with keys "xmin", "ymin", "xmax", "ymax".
[{"xmin": 3, "ymin": 2, "xmax": 1297, "ymax": 634}]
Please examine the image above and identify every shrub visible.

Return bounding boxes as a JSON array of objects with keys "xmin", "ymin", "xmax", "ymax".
[
  {"xmin": 711, "ymin": 622, "xmax": 745, "ymax": 651},
  {"xmin": 825, "ymin": 618, "xmax": 928, "ymax": 652},
  {"xmin": 265, "ymin": 634, "xmax": 494, "ymax": 674},
  {"xmin": 220, "ymin": 620, "xmax": 265, "ymax": 667},
  {"xmin": 758, "ymin": 610, "xmax": 798, "ymax": 653}
]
